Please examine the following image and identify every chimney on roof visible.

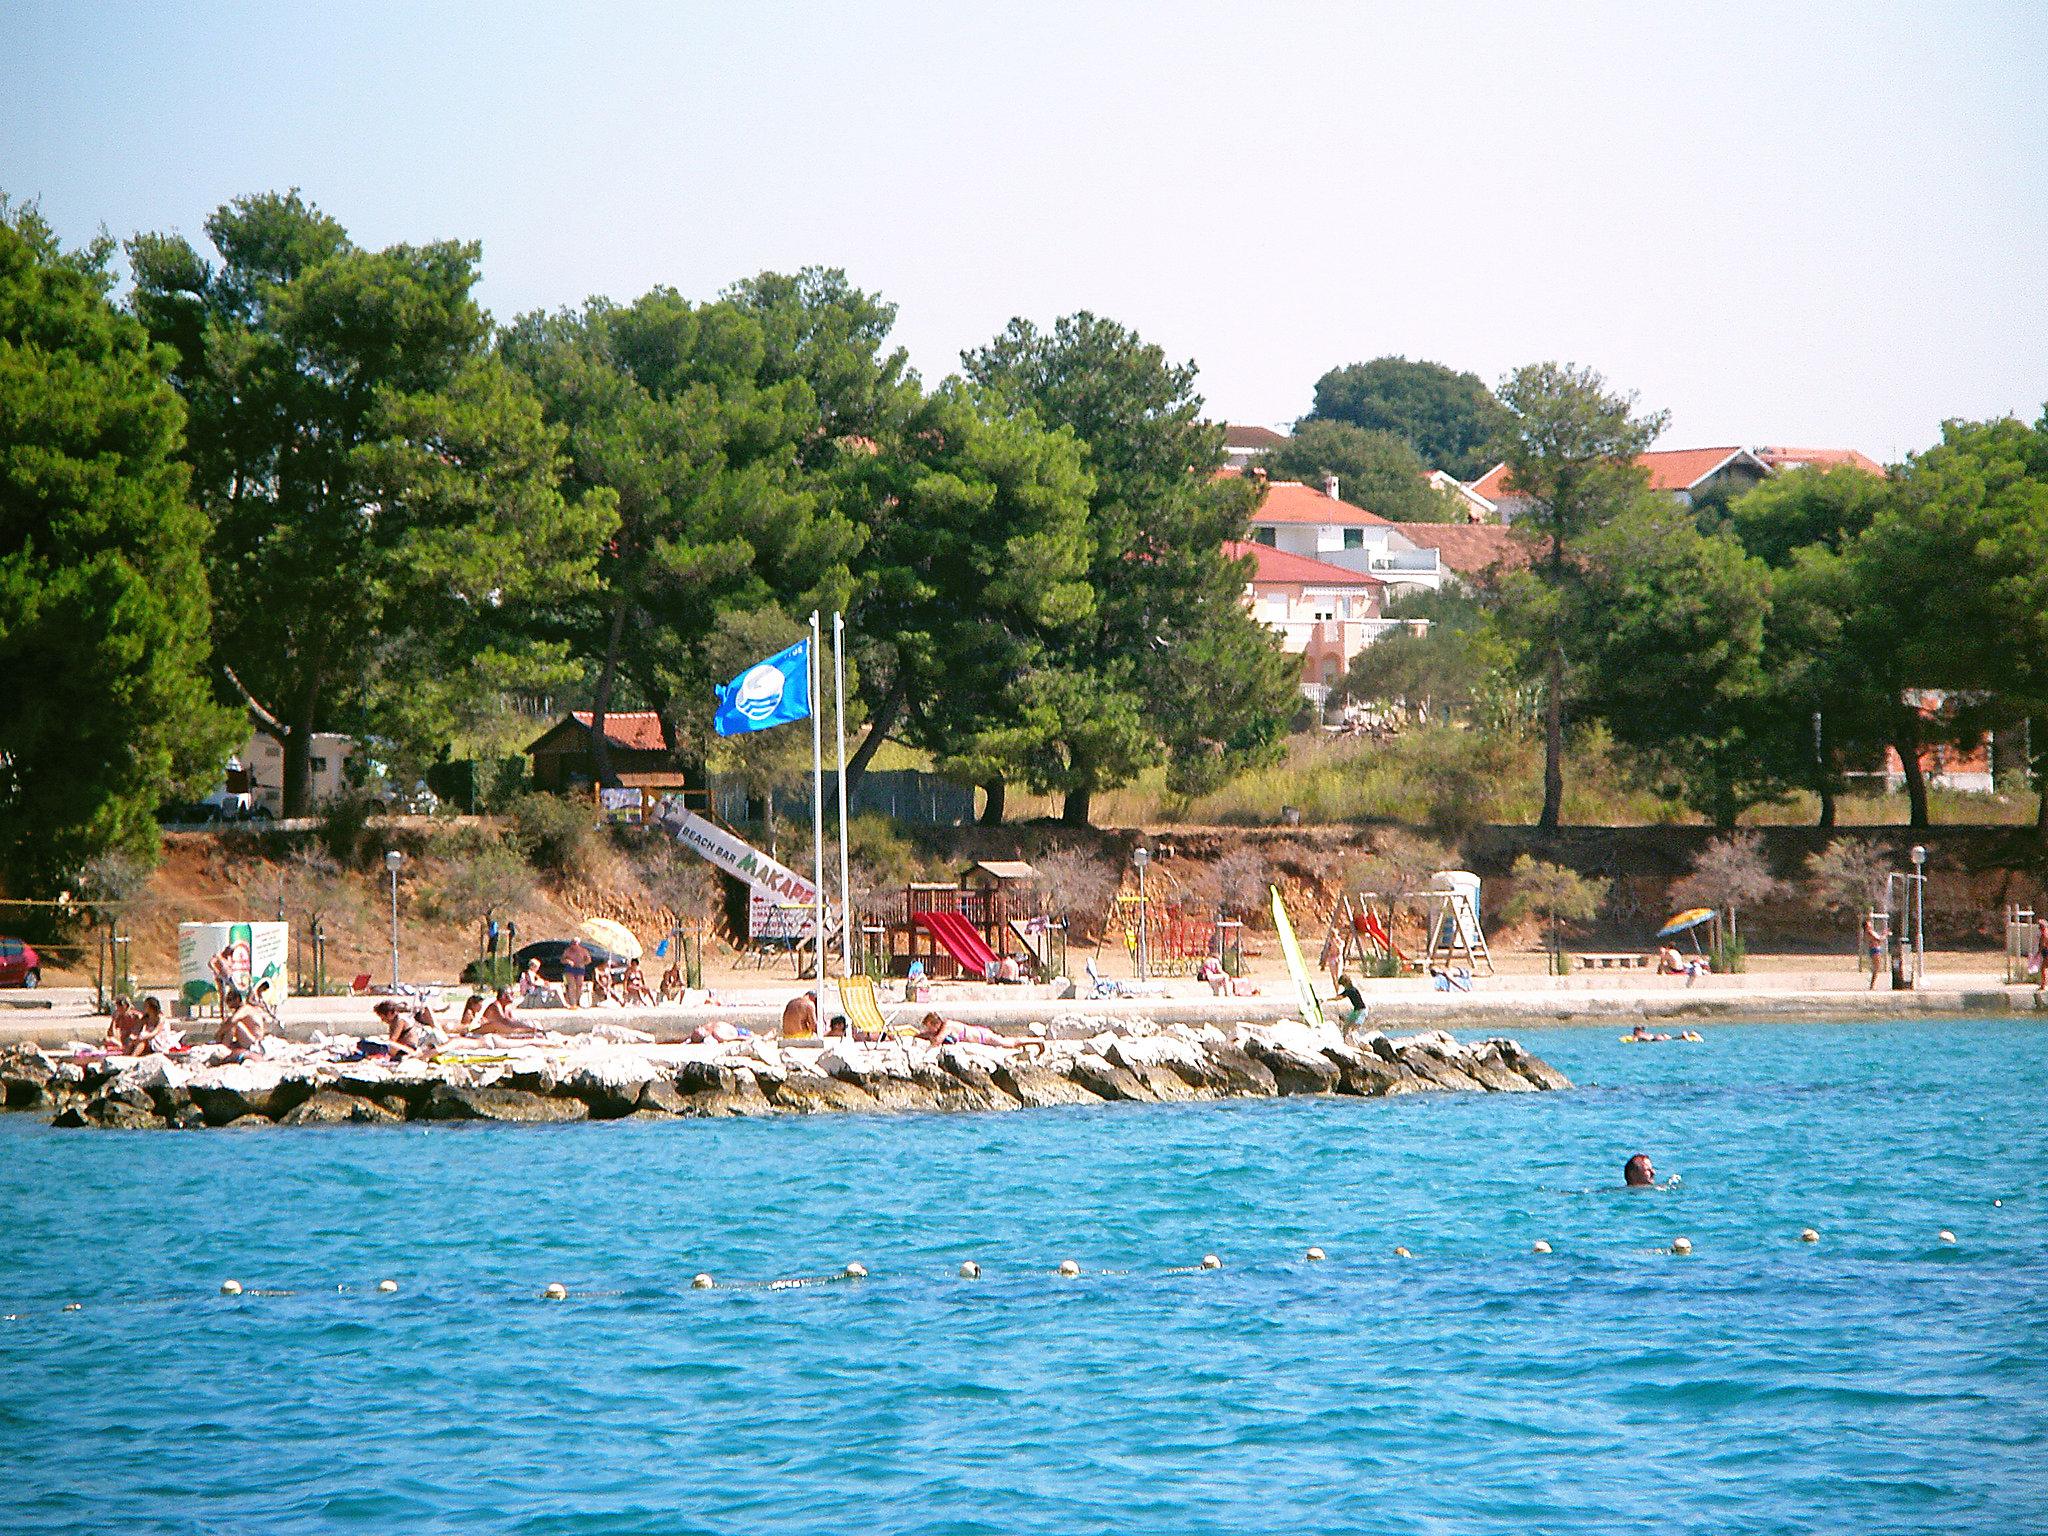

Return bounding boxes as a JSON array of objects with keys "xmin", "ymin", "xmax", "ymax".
[{"xmin": 1322, "ymin": 472, "xmax": 1340, "ymax": 501}]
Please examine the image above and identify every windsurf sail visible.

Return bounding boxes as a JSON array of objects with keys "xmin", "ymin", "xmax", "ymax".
[{"xmin": 1270, "ymin": 885, "xmax": 1325, "ymax": 1030}]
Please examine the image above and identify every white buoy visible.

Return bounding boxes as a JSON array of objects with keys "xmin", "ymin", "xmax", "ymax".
[
  {"xmin": 1393, "ymin": 1246, "xmax": 1411, "ymax": 1258},
  {"xmin": 1938, "ymin": 1230, "xmax": 1956, "ymax": 1245},
  {"xmin": 1200, "ymin": 1254, "xmax": 1221, "ymax": 1270},
  {"xmin": 1800, "ymin": 1228, "xmax": 1819, "ymax": 1243},
  {"xmin": 1672, "ymin": 1237, "xmax": 1693, "ymax": 1256},
  {"xmin": 62, "ymin": 1302, "xmax": 81, "ymax": 1312},
  {"xmin": 220, "ymin": 1279, "xmax": 243, "ymax": 1296},
  {"xmin": 691, "ymin": 1273, "xmax": 714, "ymax": 1290},
  {"xmin": 542, "ymin": 1282, "xmax": 568, "ymax": 1300},
  {"xmin": 1305, "ymin": 1247, "xmax": 1326, "ymax": 1262},
  {"xmin": 959, "ymin": 1261, "xmax": 981, "ymax": 1279},
  {"xmin": 1057, "ymin": 1259, "xmax": 1081, "ymax": 1277},
  {"xmin": 844, "ymin": 1262, "xmax": 869, "ymax": 1279},
  {"xmin": 1532, "ymin": 1240, "xmax": 1552, "ymax": 1255},
  {"xmin": 1993, "ymin": 1199, "xmax": 2002, "ymax": 1207},
  {"xmin": 377, "ymin": 1279, "xmax": 398, "ymax": 1293}
]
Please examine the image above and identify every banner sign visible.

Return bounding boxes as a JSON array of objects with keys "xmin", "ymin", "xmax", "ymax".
[
  {"xmin": 178, "ymin": 921, "xmax": 289, "ymax": 1010},
  {"xmin": 653, "ymin": 802, "xmax": 817, "ymax": 909}
]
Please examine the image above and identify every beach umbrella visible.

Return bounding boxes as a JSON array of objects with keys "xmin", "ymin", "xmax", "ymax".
[
  {"xmin": 577, "ymin": 917, "xmax": 642, "ymax": 960},
  {"xmin": 1656, "ymin": 908, "xmax": 1716, "ymax": 939}
]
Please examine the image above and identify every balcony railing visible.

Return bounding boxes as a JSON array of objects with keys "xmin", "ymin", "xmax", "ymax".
[{"xmin": 1267, "ymin": 618, "xmax": 1429, "ymax": 653}]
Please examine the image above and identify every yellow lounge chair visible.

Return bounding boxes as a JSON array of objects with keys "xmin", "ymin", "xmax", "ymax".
[{"xmin": 840, "ymin": 974, "xmax": 912, "ymax": 1038}]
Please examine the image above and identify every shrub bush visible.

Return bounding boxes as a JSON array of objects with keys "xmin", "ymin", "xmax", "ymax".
[{"xmin": 505, "ymin": 793, "xmax": 596, "ymax": 878}]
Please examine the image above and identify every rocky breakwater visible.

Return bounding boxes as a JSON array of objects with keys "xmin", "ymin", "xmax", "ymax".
[{"xmin": 0, "ymin": 1025, "xmax": 1571, "ymax": 1131}]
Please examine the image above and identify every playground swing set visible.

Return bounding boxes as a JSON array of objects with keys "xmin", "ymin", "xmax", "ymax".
[{"xmin": 1323, "ymin": 881, "xmax": 1493, "ymax": 980}]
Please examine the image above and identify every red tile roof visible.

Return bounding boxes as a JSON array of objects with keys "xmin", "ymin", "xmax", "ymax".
[
  {"xmin": 569, "ymin": 711, "xmax": 668, "ymax": 752},
  {"xmin": 1223, "ymin": 541, "xmax": 1386, "ymax": 586},
  {"xmin": 1467, "ymin": 462, "xmax": 1517, "ymax": 501},
  {"xmin": 1754, "ymin": 446, "xmax": 1886, "ymax": 476},
  {"xmin": 1224, "ymin": 424, "xmax": 1289, "ymax": 450},
  {"xmin": 1466, "ymin": 449, "xmax": 1772, "ymax": 499},
  {"xmin": 1635, "ymin": 447, "xmax": 1759, "ymax": 491},
  {"xmin": 1246, "ymin": 479, "xmax": 1394, "ymax": 526},
  {"xmin": 1390, "ymin": 524, "xmax": 1538, "ymax": 578}
]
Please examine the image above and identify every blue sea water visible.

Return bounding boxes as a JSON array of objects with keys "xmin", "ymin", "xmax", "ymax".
[{"xmin": 1, "ymin": 1019, "xmax": 2044, "ymax": 1535}]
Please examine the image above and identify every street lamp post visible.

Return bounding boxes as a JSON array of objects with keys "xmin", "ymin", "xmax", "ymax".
[
  {"xmin": 1132, "ymin": 847, "xmax": 1150, "ymax": 982},
  {"xmin": 1909, "ymin": 844, "xmax": 1926, "ymax": 985},
  {"xmin": 385, "ymin": 849, "xmax": 404, "ymax": 991}
]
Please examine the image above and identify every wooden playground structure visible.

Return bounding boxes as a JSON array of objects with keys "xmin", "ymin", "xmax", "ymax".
[
  {"xmin": 1323, "ymin": 878, "xmax": 1493, "ymax": 978},
  {"xmin": 880, "ymin": 861, "xmax": 1051, "ymax": 979}
]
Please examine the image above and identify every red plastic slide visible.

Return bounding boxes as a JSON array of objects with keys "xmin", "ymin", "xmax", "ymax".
[{"xmin": 913, "ymin": 911, "xmax": 999, "ymax": 976}]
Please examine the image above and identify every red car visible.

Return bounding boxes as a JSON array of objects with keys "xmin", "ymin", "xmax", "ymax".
[{"xmin": 0, "ymin": 936, "xmax": 42, "ymax": 988}]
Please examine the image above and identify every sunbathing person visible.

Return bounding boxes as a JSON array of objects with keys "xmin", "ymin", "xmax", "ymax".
[
  {"xmin": 916, "ymin": 1012, "xmax": 1026, "ymax": 1050},
  {"xmin": 371, "ymin": 1000, "xmax": 433, "ymax": 1060},
  {"xmin": 658, "ymin": 962, "xmax": 685, "ymax": 1003},
  {"xmin": 476, "ymin": 986, "xmax": 541, "ymax": 1038},
  {"xmin": 781, "ymin": 991, "xmax": 819, "ymax": 1038},
  {"xmin": 517, "ymin": 958, "xmax": 559, "ymax": 1006},
  {"xmin": 447, "ymin": 994, "xmax": 486, "ymax": 1036},
  {"xmin": 103, "ymin": 996, "xmax": 145, "ymax": 1054},
  {"xmin": 216, "ymin": 987, "xmax": 268, "ymax": 1058},
  {"xmin": 621, "ymin": 959, "xmax": 655, "ymax": 1007},
  {"xmin": 685, "ymin": 1018, "xmax": 748, "ymax": 1044},
  {"xmin": 131, "ymin": 997, "xmax": 171, "ymax": 1054}
]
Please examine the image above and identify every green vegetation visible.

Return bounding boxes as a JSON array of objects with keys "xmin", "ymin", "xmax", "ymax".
[
  {"xmin": 6, "ymin": 179, "xmax": 2048, "ymax": 908},
  {"xmin": 0, "ymin": 202, "xmax": 239, "ymax": 893}
]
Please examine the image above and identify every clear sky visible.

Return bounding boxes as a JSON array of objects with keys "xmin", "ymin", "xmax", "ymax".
[{"xmin": 6, "ymin": 1, "xmax": 2043, "ymax": 460}]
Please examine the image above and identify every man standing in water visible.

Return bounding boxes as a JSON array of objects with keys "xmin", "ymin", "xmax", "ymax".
[{"xmin": 1624, "ymin": 1153, "xmax": 1657, "ymax": 1188}]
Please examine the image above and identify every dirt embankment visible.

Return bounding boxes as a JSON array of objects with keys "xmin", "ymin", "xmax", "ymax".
[{"xmin": 43, "ymin": 819, "xmax": 2048, "ymax": 989}]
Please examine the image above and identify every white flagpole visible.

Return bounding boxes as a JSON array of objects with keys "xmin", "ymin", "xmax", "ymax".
[
  {"xmin": 809, "ymin": 611, "xmax": 827, "ymax": 1025},
  {"xmin": 833, "ymin": 611, "xmax": 853, "ymax": 979}
]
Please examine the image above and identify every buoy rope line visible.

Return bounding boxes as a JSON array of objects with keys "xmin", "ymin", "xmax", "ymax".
[{"xmin": 0, "ymin": 1230, "xmax": 1988, "ymax": 1319}]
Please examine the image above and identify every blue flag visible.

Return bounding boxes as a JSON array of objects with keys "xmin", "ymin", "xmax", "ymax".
[{"xmin": 714, "ymin": 639, "xmax": 811, "ymax": 736}]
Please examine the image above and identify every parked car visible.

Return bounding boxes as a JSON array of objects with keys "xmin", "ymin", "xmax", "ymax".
[
  {"xmin": 0, "ymin": 936, "xmax": 42, "ymax": 988},
  {"xmin": 511, "ymin": 939, "xmax": 620, "ymax": 983}
]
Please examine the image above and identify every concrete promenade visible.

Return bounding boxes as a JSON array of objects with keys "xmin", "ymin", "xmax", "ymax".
[{"xmin": 3, "ymin": 968, "xmax": 2040, "ymax": 1050}]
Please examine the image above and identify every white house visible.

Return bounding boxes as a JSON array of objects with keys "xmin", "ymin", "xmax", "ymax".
[
  {"xmin": 1244, "ymin": 475, "xmax": 1445, "ymax": 595},
  {"xmin": 1224, "ymin": 539, "xmax": 1428, "ymax": 696},
  {"xmin": 234, "ymin": 731, "xmax": 357, "ymax": 815},
  {"xmin": 1223, "ymin": 423, "xmax": 1289, "ymax": 470}
]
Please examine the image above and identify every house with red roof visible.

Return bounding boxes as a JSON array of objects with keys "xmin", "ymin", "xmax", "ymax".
[
  {"xmin": 1224, "ymin": 540, "xmax": 1425, "ymax": 696},
  {"xmin": 525, "ymin": 710, "xmax": 683, "ymax": 794},
  {"xmin": 1465, "ymin": 444, "xmax": 1881, "ymax": 521},
  {"xmin": 1244, "ymin": 476, "xmax": 1445, "ymax": 594}
]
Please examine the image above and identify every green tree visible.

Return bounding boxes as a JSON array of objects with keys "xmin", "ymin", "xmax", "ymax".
[
  {"xmin": 1265, "ymin": 420, "xmax": 1461, "ymax": 521},
  {"xmin": 1492, "ymin": 362, "xmax": 1669, "ymax": 828},
  {"xmin": 500, "ymin": 283, "xmax": 863, "ymax": 784},
  {"xmin": 1573, "ymin": 502, "xmax": 1776, "ymax": 826},
  {"xmin": 1341, "ymin": 587, "xmax": 1521, "ymax": 727},
  {"xmin": 1503, "ymin": 855, "xmax": 1609, "ymax": 975},
  {"xmin": 0, "ymin": 201, "xmax": 239, "ymax": 893},
  {"xmin": 965, "ymin": 313, "xmax": 1297, "ymax": 823},
  {"xmin": 1728, "ymin": 463, "xmax": 1889, "ymax": 566},
  {"xmin": 837, "ymin": 381, "xmax": 1097, "ymax": 821},
  {"xmin": 1304, "ymin": 356, "xmax": 1511, "ymax": 480},
  {"xmin": 129, "ymin": 191, "xmax": 613, "ymax": 813},
  {"xmin": 1873, "ymin": 412, "xmax": 2048, "ymax": 838}
]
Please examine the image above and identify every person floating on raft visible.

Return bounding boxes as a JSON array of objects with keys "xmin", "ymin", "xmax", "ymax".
[{"xmin": 1623, "ymin": 1024, "xmax": 1703, "ymax": 1043}]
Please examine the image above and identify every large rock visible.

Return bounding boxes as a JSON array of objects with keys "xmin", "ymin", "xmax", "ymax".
[
  {"xmin": 1106, "ymin": 1038, "xmax": 1212, "ymax": 1101},
  {"xmin": 670, "ymin": 1059, "xmax": 774, "ymax": 1117},
  {"xmin": 1321, "ymin": 1042, "xmax": 1419, "ymax": 1097},
  {"xmin": 188, "ymin": 1063, "xmax": 316, "ymax": 1126},
  {"xmin": 279, "ymin": 1089, "xmax": 404, "ymax": 1126},
  {"xmin": 422, "ymin": 1083, "xmax": 589, "ymax": 1124},
  {"xmin": 0, "ymin": 1043, "xmax": 55, "ymax": 1109},
  {"xmin": 934, "ymin": 1046, "xmax": 1018, "ymax": 1111},
  {"xmin": 80, "ymin": 1083, "xmax": 165, "ymax": 1129},
  {"xmin": 1066, "ymin": 1053, "xmax": 1158, "ymax": 1103},
  {"xmin": 1462, "ymin": 1043, "xmax": 1536, "ymax": 1093},
  {"xmin": 1242, "ymin": 1030, "xmax": 1340, "ymax": 1095},
  {"xmin": 1488, "ymin": 1038, "xmax": 1572, "ymax": 1091},
  {"xmin": 558, "ymin": 1057, "xmax": 659, "ymax": 1119},
  {"xmin": 1393, "ymin": 1041, "xmax": 1484, "ymax": 1091},
  {"xmin": 1195, "ymin": 1042, "xmax": 1279, "ymax": 1097},
  {"xmin": 767, "ymin": 1071, "xmax": 878, "ymax": 1114},
  {"xmin": 993, "ymin": 1060, "xmax": 1104, "ymax": 1108}
]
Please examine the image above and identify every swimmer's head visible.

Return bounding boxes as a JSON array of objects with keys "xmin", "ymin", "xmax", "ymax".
[{"xmin": 1624, "ymin": 1153, "xmax": 1656, "ymax": 1187}]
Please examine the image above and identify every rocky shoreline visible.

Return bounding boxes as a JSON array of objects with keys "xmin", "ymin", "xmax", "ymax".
[{"xmin": 0, "ymin": 1023, "xmax": 1570, "ymax": 1130}]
